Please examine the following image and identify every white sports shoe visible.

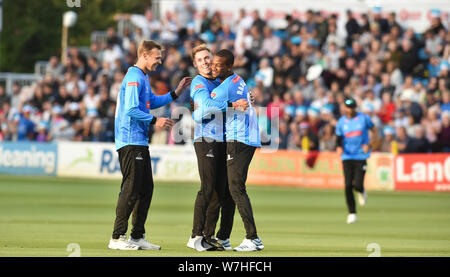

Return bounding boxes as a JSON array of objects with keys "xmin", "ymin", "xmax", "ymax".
[
  {"xmin": 217, "ymin": 238, "xmax": 232, "ymax": 251},
  {"xmin": 358, "ymin": 191, "xmax": 368, "ymax": 206},
  {"xmin": 129, "ymin": 235, "xmax": 161, "ymax": 250},
  {"xmin": 347, "ymin": 213, "xmax": 357, "ymax": 224},
  {"xmin": 233, "ymin": 238, "xmax": 264, "ymax": 252},
  {"xmin": 187, "ymin": 236, "xmax": 213, "ymax": 251},
  {"xmin": 108, "ymin": 235, "xmax": 141, "ymax": 250}
]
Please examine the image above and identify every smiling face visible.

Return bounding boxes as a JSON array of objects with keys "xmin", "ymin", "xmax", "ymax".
[
  {"xmin": 143, "ymin": 48, "xmax": 163, "ymax": 72},
  {"xmin": 211, "ymin": 55, "xmax": 231, "ymax": 79},
  {"xmin": 193, "ymin": 49, "xmax": 212, "ymax": 77}
]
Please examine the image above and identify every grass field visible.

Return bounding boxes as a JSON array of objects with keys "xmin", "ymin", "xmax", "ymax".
[{"xmin": 0, "ymin": 174, "xmax": 449, "ymax": 257}]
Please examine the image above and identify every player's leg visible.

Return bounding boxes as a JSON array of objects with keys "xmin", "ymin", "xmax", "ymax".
[
  {"xmin": 215, "ymin": 141, "xmax": 235, "ymax": 242},
  {"xmin": 191, "ymin": 142, "xmax": 219, "ymax": 237},
  {"xmin": 126, "ymin": 147, "xmax": 161, "ymax": 250},
  {"xmin": 129, "ymin": 146, "xmax": 153, "ymax": 239},
  {"xmin": 112, "ymin": 146, "xmax": 141, "ymax": 239},
  {"xmin": 353, "ymin": 160, "xmax": 368, "ymax": 206},
  {"xmin": 203, "ymin": 190, "xmax": 220, "ymax": 239},
  {"xmin": 227, "ymin": 141, "xmax": 263, "ymax": 251},
  {"xmin": 343, "ymin": 160, "xmax": 357, "ymax": 223},
  {"xmin": 109, "ymin": 146, "xmax": 141, "ymax": 250}
]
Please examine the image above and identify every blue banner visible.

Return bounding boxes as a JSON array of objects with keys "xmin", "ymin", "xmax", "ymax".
[{"xmin": 0, "ymin": 142, "xmax": 58, "ymax": 176}]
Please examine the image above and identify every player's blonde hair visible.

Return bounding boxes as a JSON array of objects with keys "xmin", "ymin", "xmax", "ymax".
[
  {"xmin": 137, "ymin": 40, "xmax": 163, "ymax": 57},
  {"xmin": 191, "ymin": 44, "xmax": 211, "ymax": 61}
]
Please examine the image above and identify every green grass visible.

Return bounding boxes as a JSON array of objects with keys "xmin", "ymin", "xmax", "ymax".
[{"xmin": 0, "ymin": 174, "xmax": 449, "ymax": 257}]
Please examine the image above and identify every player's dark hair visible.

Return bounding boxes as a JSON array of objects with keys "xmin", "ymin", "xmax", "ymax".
[{"xmin": 215, "ymin": 49, "xmax": 234, "ymax": 67}]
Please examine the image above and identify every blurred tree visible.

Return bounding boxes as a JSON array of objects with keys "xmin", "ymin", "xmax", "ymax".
[{"xmin": 0, "ymin": 0, "xmax": 148, "ymax": 72}]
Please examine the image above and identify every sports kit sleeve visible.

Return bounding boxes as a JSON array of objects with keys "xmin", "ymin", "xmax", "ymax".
[
  {"xmin": 149, "ymin": 90, "xmax": 178, "ymax": 109},
  {"xmin": 191, "ymin": 80, "xmax": 228, "ymax": 123},
  {"xmin": 124, "ymin": 77, "xmax": 155, "ymax": 123},
  {"xmin": 335, "ymin": 119, "xmax": 343, "ymax": 147}
]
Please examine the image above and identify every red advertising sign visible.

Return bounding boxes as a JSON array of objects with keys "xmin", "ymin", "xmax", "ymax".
[{"xmin": 394, "ymin": 154, "xmax": 450, "ymax": 191}]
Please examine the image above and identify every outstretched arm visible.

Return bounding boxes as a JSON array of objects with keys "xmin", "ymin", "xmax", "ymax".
[{"xmin": 150, "ymin": 77, "xmax": 192, "ymax": 109}]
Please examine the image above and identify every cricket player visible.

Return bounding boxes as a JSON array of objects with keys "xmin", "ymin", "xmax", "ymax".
[
  {"xmin": 108, "ymin": 40, "xmax": 191, "ymax": 250},
  {"xmin": 187, "ymin": 44, "xmax": 248, "ymax": 251},
  {"xmin": 335, "ymin": 97, "xmax": 378, "ymax": 224},
  {"xmin": 193, "ymin": 49, "xmax": 264, "ymax": 251}
]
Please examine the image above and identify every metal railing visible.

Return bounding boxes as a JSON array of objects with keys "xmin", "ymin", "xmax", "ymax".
[
  {"xmin": 117, "ymin": 19, "xmax": 136, "ymax": 37},
  {"xmin": 34, "ymin": 61, "xmax": 48, "ymax": 77},
  {"xmin": 0, "ymin": 73, "xmax": 42, "ymax": 96},
  {"xmin": 90, "ymin": 31, "xmax": 108, "ymax": 46}
]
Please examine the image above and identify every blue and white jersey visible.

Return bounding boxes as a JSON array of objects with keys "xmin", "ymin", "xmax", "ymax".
[
  {"xmin": 115, "ymin": 66, "xmax": 174, "ymax": 150},
  {"xmin": 194, "ymin": 73, "xmax": 261, "ymax": 147},
  {"xmin": 190, "ymin": 75, "xmax": 227, "ymax": 142},
  {"xmin": 335, "ymin": 112, "xmax": 374, "ymax": 161}
]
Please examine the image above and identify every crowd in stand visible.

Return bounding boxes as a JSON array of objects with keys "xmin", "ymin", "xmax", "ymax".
[{"xmin": 0, "ymin": 1, "xmax": 449, "ymax": 153}]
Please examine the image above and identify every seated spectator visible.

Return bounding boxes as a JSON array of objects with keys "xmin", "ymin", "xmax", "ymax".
[
  {"xmin": 260, "ymin": 26, "xmax": 281, "ymax": 58},
  {"xmin": 299, "ymin": 122, "xmax": 319, "ymax": 151},
  {"xmin": 396, "ymin": 126, "xmax": 412, "ymax": 153},
  {"xmin": 423, "ymin": 106, "xmax": 443, "ymax": 150},
  {"xmin": 378, "ymin": 92, "xmax": 396, "ymax": 124},
  {"xmin": 318, "ymin": 123, "xmax": 336, "ymax": 152},
  {"xmin": 83, "ymin": 86, "xmax": 100, "ymax": 118},
  {"xmin": 436, "ymin": 112, "xmax": 450, "ymax": 152},
  {"xmin": 441, "ymin": 91, "xmax": 450, "ymax": 113},
  {"xmin": 408, "ymin": 125, "xmax": 430, "ymax": 153},
  {"xmin": 36, "ymin": 121, "xmax": 49, "ymax": 142},
  {"xmin": 380, "ymin": 126, "xmax": 396, "ymax": 153},
  {"xmin": 255, "ymin": 58, "xmax": 274, "ymax": 88},
  {"xmin": 276, "ymin": 120, "xmax": 290, "ymax": 150}
]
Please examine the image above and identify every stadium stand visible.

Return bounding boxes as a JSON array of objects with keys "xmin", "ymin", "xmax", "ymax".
[{"xmin": 0, "ymin": 6, "xmax": 449, "ymax": 153}]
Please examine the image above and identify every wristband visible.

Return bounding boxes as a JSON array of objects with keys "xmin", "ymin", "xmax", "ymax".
[{"xmin": 170, "ymin": 90, "xmax": 178, "ymax": 100}]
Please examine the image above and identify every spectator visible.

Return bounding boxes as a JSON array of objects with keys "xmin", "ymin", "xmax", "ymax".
[
  {"xmin": 46, "ymin": 56, "xmax": 63, "ymax": 80},
  {"xmin": 319, "ymin": 123, "xmax": 336, "ymax": 151},
  {"xmin": 0, "ymin": 86, "xmax": 10, "ymax": 107},
  {"xmin": 285, "ymin": 14, "xmax": 302, "ymax": 37},
  {"xmin": 160, "ymin": 11, "xmax": 178, "ymax": 44},
  {"xmin": 345, "ymin": 10, "xmax": 361, "ymax": 47},
  {"xmin": 399, "ymin": 88, "xmax": 423, "ymax": 124},
  {"xmin": 118, "ymin": 9, "xmax": 161, "ymax": 40},
  {"xmin": 199, "ymin": 9, "xmax": 212, "ymax": 34},
  {"xmin": 441, "ymin": 91, "xmax": 450, "ymax": 113},
  {"xmin": 36, "ymin": 121, "xmax": 48, "ymax": 142},
  {"xmin": 255, "ymin": 58, "xmax": 274, "ymax": 88},
  {"xmin": 378, "ymin": 91, "xmax": 396, "ymax": 124},
  {"xmin": 396, "ymin": 126, "xmax": 412, "ymax": 153},
  {"xmin": 10, "ymin": 83, "xmax": 22, "ymax": 110},
  {"xmin": 251, "ymin": 10, "xmax": 266, "ymax": 34},
  {"xmin": 299, "ymin": 122, "xmax": 319, "ymax": 151},
  {"xmin": 436, "ymin": 112, "xmax": 450, "ymax": 152},
  {"xmin": 399, "ymin": 39, "xmax": 418, "ymax": 75},
  {"xmin": 387, "ymin": 12, "xmax": 403, "ymax": 34},
  {"xmin": 16, "ymin": 105, "xmax": 35, "ymax": 141},
  {"xmin": 380, "ymin": 126, "xmax": 396, "ymax": 153},
  {"xmin": 423, "ymin": 106, "xmax": 442, "ymax": 148},
  {"xmin": 277, "ymin": 120, "xmax": 290, "ymax": 150},
  {"xmin": 304, "ymin": 10, "xmax": 317, "ymax": 35},
  {"xmin": 428, "ymin": 9, "xmax": 446, "ymax": 35},
  {"xmin": 175, "ymin": 0, "xmax": 196, "ymax": 40},
  {"xmin": 260, "ymin": 26, "xmax": 281, "ymax": 58},
  {"xmin": 83, "ymin": 86, "xmax": 100, "ymax": 118},
  {"xmin": 409, "ymin": 125, "xmax": 430, "ymax": 153}
]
